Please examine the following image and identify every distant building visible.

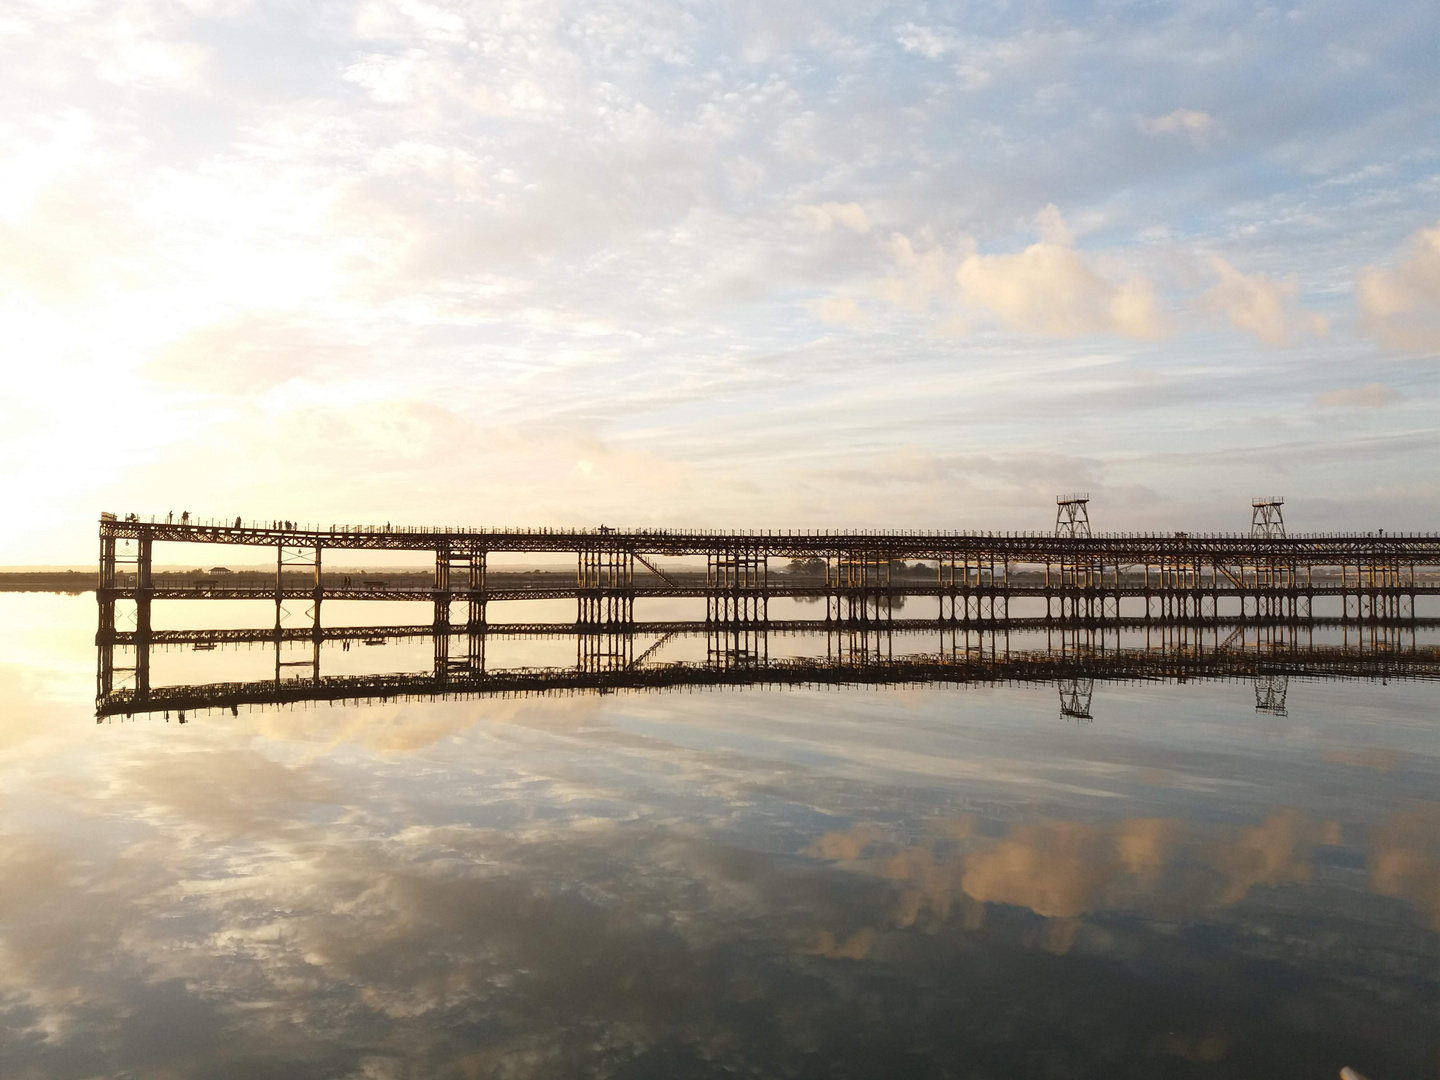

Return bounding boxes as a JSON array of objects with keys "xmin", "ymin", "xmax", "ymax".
[{"xmin": 210, "ymin": 567, "xmax": 233, "ymax": 573}]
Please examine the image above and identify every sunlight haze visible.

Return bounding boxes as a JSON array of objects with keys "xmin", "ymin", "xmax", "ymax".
[{"xmin": 3, "ymin": 1, "xmax": 1438, "ymax": 559}]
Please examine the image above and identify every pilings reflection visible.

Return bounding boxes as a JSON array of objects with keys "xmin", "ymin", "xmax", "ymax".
[{"xmin": 95, "ymin": 615, "xmax": 1440, "ymax": 723}]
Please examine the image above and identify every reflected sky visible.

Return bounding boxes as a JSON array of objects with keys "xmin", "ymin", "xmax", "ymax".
[{"xmin": 3, "ymin": 594, "xmax": 1438, "ymax": 1079}]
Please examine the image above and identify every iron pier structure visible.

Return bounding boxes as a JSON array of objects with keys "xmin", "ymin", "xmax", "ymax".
[
  {"xmin": 96, "ymin": 501, "xmax": 1440, "ymax": 710},
  {"xmin": 95, "ymin": 618, "xmax": 1440, "ymax": 722}
]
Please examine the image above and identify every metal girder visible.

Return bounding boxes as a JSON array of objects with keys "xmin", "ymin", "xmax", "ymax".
[{"xmin": 97, "ymin": 516, "xmax": 1440, "ymax": 563}]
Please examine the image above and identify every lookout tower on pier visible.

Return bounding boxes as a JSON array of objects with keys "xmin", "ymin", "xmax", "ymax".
[
  {"xmin": 1252, "ymin": 497, "xmax": 1285, "ymax": 539},
  {"xmin": 1055, "ymin": 494, "xmax": 1091, "ymax": 538}
]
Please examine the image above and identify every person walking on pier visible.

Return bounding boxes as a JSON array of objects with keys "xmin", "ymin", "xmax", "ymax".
[{"xmin": 181, "ymin": 511, "xmax": 189, "ymax": 525}]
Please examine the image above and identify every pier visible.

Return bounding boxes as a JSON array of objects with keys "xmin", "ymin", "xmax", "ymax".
[
  {"xmin": 95, "ymin": 618, "xmax": 1440, "ymax": 721},
  {"xmin": 94, "ymin": 499, "xmax": 1440, "ymax": 718}
]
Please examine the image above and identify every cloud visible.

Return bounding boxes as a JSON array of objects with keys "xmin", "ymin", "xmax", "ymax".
[
  {"xmin": 808, "ymin": 294, "xmax": 864, "ymax": 325},
  {"xmin": 794, "ymin": 201, "xmax": 871, "ymax": 233},
  {"xmin": 1032, "ymin": 203, "xmax": 1074, "ymax": 248},
  {"xmin": 1207, "ymin": 812, "xmax": 1311, "ymax": 904},
  {"xmin": 1356, "ymin": 220, "xmax": 1440, "ymax": 352},
  {"xmin": 1202, "ymin": 257, "xmax": 1328, "ymax": 346},
  {"xmin": 1369, "ymin": 804, "xmax": 1440, "ymax": 930},
  {"xmin": 878, "ymin": 230, "xmax": 966, "ymax": 316},
  {"xmin": 1313, "ymin": 384, "xmax": 1403, "ymax": 409},
  {"xmin": 812, "ymin": 809, "xmax": 1375, "ymax": 929},
  {"xmin": 144, "ymin": 315, "xmax": 368, "ymax": 393},
  {"xmin": 1138, "ymin": 108, "xmax": 1219, "ymax": 144},
  {"xmin": 806, "ymin": 825, "xmax": 886, "ymax": 861},
  {"xmin": 801, "ymin": 927, "xmax": 876, "ymax": 959},
  {"xmin": 954, "ymin": 206, "xmax": 1168, "ymax": 339},
  {"xmin": 960, "ymin": 818, "xmax": 1175, "ymax": 919}
]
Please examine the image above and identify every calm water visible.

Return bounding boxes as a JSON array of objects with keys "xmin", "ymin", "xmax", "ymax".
[{"xmin": 3, "ymin": 592, "xmax": 1438, "ymax": 1079}]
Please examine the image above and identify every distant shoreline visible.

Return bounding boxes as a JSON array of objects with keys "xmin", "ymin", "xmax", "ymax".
[{"xmin": 0, "ymin": 571, "xmax": 96, "ymax": 593}]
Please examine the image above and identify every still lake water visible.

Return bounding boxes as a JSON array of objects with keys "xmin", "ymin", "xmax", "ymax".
[{"xmin": 3, "ymin": 592, "xmax": 1438, "ymax": 1079}]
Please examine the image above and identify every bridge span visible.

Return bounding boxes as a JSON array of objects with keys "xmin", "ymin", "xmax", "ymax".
[{"xmin": 99, "ymin": 508, "xmax": 1440, "ymax": 640}]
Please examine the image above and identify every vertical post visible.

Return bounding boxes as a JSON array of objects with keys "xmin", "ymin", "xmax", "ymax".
[
  {"xmin": 433, "ymin": 544, "xmax": 450, "ymax": 631},
  {"xmin": 97, "ymin": 533, "xmax": 116, "ymax": 628},
  {"xmin": 311, "ymin": 546, "xmax": 323, "ymax": 679},
  {"xmin": 434, "ymin": 619, "xmax": 450, "ymax": 678},
  {"xmin": 312, "ymin": 545, "xmax": 323, "ymax": 636},
  {"xmin": 96, "ymin": 529, "xmax": 117, "ymax": 701},
  {"xmin": 135, "ymin": 530, "xmax": 152, "ymax": 699},
  {"xmin": 467, "ymin": 549, "xmax": 487, "ymax": 629},
  {"xmin": 273, "ymin": 543, "xmax": 284, "ymax": 683}
]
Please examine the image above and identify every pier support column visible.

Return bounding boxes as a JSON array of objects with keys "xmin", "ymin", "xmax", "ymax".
[
  {"xmin": 577, "ymin": 549, "xmax": 634, "ymax": 627},
  {"xmin": 274, "ymin": 542, "xmax": 284, "ymax": 633},
  {"xmin": 433, "ymin": 544, "xmax": 451, "ymax": 632},
  {"xmin": 97, "ymin": 533, "xmax": 116, "ymax": 639},
  {"xmin": 468, "ymin": 549, "xmax": 487, "ymax": 630},
  {"xmin": 135, "ymin": 531, "xmax": 152, "ymax": 699},
  {"xmin": 708, "ymin": 548, "xmax": 767, "ymax": 626},
  {"xmin": 827, "ymin": 624, "xmax": 892, "ymax": 666},
  {"xmin": 435, "ymin": 545, "xmax": 488, "ymax": 677},
  {"xmin": 826, "ymin": 551, "xmax": 887, "ymax": 625},
  {"xmin": 273, "ymin": 541, "xmax": 321, "ymax": 682},
  {"xmin": 578, "ymin": 629, "xmax": 633, "ymax": 672},
  {"xmin": 434, "ymin": 622, "xmax": 450, "ymax": 676},
  {"xmin": 707, "ymin": 626, "xmax": 768, "ymax": 669},
  {"xmin": 96, "ymin": 530, "xmax": 117, "ymax": 701}
]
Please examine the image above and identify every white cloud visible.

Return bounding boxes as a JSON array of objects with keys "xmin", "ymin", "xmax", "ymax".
[
  {"xmin": 954, "ymin": 206, "xmax": 1168, "ymax": 339},
  {"xmin": 1032, "ymin": 203, "xmax": 1074, "ymax": 248},
  {"xmin": 808, "ymin": 294, "xmax": 864, "ymax": 325},
  {"xmin": 878, "ymin": 230, "xmax": 965, "ymax": 314},
  {"xmin": 1138, "ymin": 108, "xmax": 1219, "ymax": 144},
  {"xmin": 1356, "ymin": 220, "xmax": 1440, "ymax": 352},
  {"xmin": 1313, "ymin": 384, "xmax": 1403, "ymax": 409},
  {"xmin": 1202, "ymin": 257, "xmax": 1328, "ymax": 346},
  {"xmin": 795, "ymin": 201, "xmax": 871, "ymax": 233}
]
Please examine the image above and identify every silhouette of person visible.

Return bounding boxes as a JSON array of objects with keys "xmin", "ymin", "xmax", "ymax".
[{"xmin": 181, "ymin": 511, "xmax": 189, "ymax": 525}]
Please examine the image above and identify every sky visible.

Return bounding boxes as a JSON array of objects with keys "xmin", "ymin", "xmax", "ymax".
[{"xmin": 2, "ymin": 0, "xmax": 1439, "ymax": 563}]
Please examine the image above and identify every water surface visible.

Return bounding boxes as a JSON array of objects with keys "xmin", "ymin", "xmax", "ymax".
[{"xmin": 2, "ymin": 593, "xmax": 1437, "ymax": 1078}]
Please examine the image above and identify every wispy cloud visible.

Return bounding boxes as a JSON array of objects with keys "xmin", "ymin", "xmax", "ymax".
[
  {"xmin": 1313, "ymin": 383, "xmax": 1404, "ymax": 409},
  {"xmin": 1356, "ymin": 220, "xmax": 1440, "ymax": 352},
  {"xmin": 955, "ymin": 206, "xmax": 1168, "ymax": 339},
  {"xmin": 1203, "ymin": 257, "xmax": 1328, "ymax": 346},
  {"xmin": 1138, "ymin": 108, "xmax": 1220, "ymax": 145}
]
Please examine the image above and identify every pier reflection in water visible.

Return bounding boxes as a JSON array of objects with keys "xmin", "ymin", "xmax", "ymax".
[
  {"xmin": 3, "ymin": 592, "xmax": 1439, "ymax": 1078},
  {"xmin": 97, "ymin": 609, "xmax": 1440, "ymax": 722}
]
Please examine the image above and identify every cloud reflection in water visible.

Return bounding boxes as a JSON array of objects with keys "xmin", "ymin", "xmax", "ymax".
[{"xmin": 2, "ymin": 599, "xmax": 1439, "ymax": 1077}]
